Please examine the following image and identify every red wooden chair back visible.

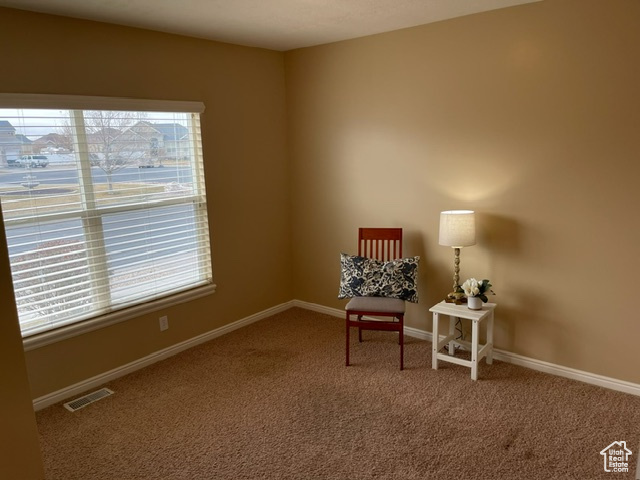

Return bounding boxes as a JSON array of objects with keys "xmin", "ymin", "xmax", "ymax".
[{"xmin": 358, "ymin": 228, "xmax": 403, "ymax": 261}]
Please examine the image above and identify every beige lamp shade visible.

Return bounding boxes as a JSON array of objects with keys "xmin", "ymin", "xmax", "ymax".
[{"xmin": 439, "ymin": 210, "xmax": 476, "ymax": 247}]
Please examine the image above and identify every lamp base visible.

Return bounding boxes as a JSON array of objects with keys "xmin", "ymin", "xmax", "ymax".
[
  {"xmin": 445, "ymin": 296, "xmax": 467, "ymax": 305},
  {"xmin": 446, "ymin": 287, "xmax": 466, "ymax": 302}
]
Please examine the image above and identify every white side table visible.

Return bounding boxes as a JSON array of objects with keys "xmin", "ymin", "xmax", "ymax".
[{"xmin": 429, "ymin": 301, "xmax": 496, "ymax": 380}]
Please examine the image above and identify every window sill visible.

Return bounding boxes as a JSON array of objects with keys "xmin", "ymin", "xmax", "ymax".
[{"xmin": 23, "ymin": 283, "xmax": 216, "ymax": 351}]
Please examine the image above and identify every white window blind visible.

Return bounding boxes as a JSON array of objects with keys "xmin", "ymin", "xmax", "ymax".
[{"xmin": 0, "ymin": 94, "xmax": 212, "ymax": 338}]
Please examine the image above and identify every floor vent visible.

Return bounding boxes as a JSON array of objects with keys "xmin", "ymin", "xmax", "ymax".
[{"xmin": 63, "ymin": 388, "xmax": 114, "ymax": 412}]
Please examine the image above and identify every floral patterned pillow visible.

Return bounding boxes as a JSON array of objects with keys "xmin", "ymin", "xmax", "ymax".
[
  {"xmin": 365, "ymin": 256, "xmax": 420, "ymax": 303},
  {"xmin": 338, "ymin": 253, "xmax": 419, "ymax": 303},
  {"xmin": 338, "ymin": 253, "xmax": 369, "ymax": 298}
]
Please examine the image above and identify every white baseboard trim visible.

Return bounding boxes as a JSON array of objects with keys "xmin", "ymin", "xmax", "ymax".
[
  {"xmin": 34, "ymin": 299, "xmax": 640, "ymax": 411},
  {"xmin": 292, "ymin": 300, "xmax": 640, "ymax": 397},
  {"xmin": 489, "ymin": 349, "xmax": 640, "ymax": 397},
  {"xmin": 33, "ymin": 301, "xmax": 295, "ymax": 411},
  {"xmin": 291, "ymin": 299, "xmax": 345, "ymax": 318}
]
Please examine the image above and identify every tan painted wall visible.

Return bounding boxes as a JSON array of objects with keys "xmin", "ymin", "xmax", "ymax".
[
  {"xmin": 286, "ymin": 0, "xmax": 640, "ymax": 383},
  {"xmin": 0, "ymin": 7, "xmax": 291, "ymax": 398}
]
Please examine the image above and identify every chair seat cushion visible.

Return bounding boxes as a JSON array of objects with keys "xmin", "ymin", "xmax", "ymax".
[{"xmin": 346, "ymin": 296, "xmax": 405, "ymax": 313}]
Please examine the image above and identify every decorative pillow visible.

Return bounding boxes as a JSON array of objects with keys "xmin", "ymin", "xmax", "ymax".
[
  {"xmin": 338, "ymin": 253, "xmax": 420, "ymax": 303},
  {"xmin": 338, "ymin": 253, "xmax": 369, "ymax": 298},
  {"xmin": 363, "ymin": 256, "xmax": 420, "ymax": 303}
]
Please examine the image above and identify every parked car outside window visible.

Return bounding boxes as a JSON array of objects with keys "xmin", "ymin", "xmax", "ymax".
[{"xmin": 15, "ymin": 155, "xmax": 49, "ymax": 168}]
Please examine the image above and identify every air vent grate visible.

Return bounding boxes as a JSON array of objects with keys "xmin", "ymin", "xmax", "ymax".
[{"xmin": 63, "ymin": 388, "xmax": 114, "ymax": 412}]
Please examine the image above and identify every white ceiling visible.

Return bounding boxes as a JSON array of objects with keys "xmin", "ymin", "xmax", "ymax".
[{"xmin": 0, "ymin": 0, "xmax": 542, "ymax": 51}]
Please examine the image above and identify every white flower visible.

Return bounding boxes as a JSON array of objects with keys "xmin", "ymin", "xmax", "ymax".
[
  {"xmin": 462, "ymin": 277, "xmax": 495, "ymax": 301},
  {"xmin": 462, "ymin": 278, "xmax": 480, "ymax": 297}
]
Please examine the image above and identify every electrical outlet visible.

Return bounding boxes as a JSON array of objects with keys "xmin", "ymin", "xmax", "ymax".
[{"xmin": 159, "ymin": 315, "xmax": 169, "ymax": 331}]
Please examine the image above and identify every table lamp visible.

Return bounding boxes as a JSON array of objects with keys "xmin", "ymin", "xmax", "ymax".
[{"xmin": 439, "ymin": 210, "xmax": 476, "ymax": 300}]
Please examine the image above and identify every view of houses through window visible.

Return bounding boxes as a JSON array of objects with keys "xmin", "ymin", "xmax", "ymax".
[{"xmin": 0, "ymin": 103, "xmax": 212, "ymax": 337}]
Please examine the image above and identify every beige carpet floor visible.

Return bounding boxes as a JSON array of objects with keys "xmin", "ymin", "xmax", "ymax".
[{"xmin": 36, "ymin": 307, "xmax": 640, "ymax": 479}]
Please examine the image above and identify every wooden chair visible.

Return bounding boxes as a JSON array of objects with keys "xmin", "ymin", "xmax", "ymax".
[{"xmin": 345, "ymin": 228, "xmax": 405, "ymax": 370}]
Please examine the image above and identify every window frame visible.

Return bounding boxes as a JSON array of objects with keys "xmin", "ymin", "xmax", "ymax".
[{"xmin": 0, "ymin": 94, "xmax": 216, "ymax": 350}]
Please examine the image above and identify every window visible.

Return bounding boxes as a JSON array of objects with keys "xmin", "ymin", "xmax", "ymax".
[{"xmin": 0, "ymin": 94, "xmax": 213, "ymax": 343}]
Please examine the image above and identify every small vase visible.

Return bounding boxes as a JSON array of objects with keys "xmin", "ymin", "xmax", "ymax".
[{"xmin": 467, "ymin": 296, "xmax": 483, "ymax": 310}]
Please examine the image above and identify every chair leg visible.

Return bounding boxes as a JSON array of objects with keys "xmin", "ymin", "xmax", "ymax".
[
  {"xmin": 400, "ymin": 323, "xmax": 404, "ymax": 371},
  {"xmin": 347, "ymin": 312, "xmax": 405, "ymax": 370},
  {"xmin": 346, "ymin": 313, "xmax": 350, "ymax": 367}
]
